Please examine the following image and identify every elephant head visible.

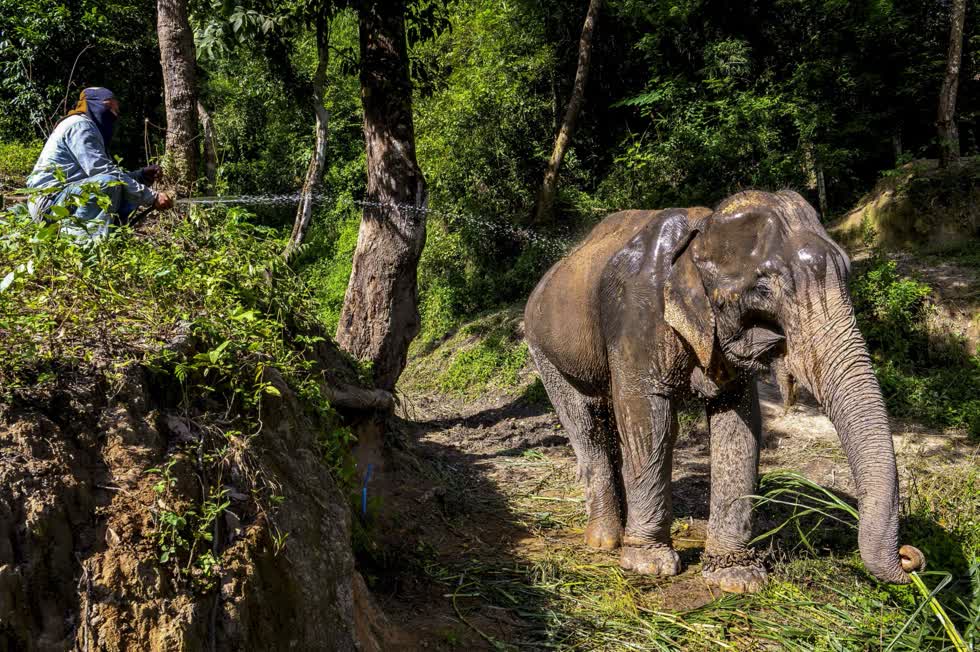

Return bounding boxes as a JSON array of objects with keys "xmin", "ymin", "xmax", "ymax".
[{"xmin": 664, "ymin": 189, "xmax": 924, "ymax": 584}]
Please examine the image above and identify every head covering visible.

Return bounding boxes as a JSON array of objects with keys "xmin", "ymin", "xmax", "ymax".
[{"xmin": 66, "ymin": 87, "xmax": 117, "ymax": 149}]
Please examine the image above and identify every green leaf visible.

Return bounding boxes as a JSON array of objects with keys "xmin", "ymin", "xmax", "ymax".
[
  {"xmin": 208, "ymin": 339, "xmax": 232, "ymax": 364},
  {"xmin": 0, "ymin": 271, "xmax": 14, "ymax": 292},
  {"xmin": 263, "ymin": 384, "xmax": 281, "ymax": 397}
]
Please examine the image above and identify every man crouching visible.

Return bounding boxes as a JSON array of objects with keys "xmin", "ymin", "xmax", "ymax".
[{"xmin": 26, "ymin": 86, "xmax": 173, "ymax": 238}]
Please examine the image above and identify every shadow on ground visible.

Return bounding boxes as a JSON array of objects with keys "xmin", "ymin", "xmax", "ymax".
[
  {"xmin": 353, "ymin": 395, "xmax": 564, "ymax": 649},
  {"xmin": 356, "ymin": 389, "xmax": 734, "ymax": 648}
]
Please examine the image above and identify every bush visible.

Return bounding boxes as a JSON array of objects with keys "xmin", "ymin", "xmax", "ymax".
[
  {"xmin": 0, "ymin": 141, "xmax": 42, "ymax": 190},
  {"xmin": 0, "ymin": 201, "xmax": 357, "ymax": 468},
  {"xmin": 850, "ymin": 255, "xmax": 932, "ymax": 359}
]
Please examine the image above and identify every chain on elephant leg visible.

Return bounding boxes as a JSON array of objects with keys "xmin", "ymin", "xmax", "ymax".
[{"xmin": 701, "ymin": 548, "xmax": 768, "ymax": 594}]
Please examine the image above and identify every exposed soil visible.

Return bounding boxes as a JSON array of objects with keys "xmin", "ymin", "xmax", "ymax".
[
  {"xmin": 829, "ymin": 157, "xmax": 980, "ymax": 251},
  {"xmin": 362, "ymin": 371, "xmax": 977, "ymax": 650},
  {"xmin": 0, "ymin": 344, "xmax": 389, "ymax": 652}
]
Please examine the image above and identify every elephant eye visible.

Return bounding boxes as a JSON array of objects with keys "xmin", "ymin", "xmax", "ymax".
[{"xmin": 755, "ymin": 278, "xmax": 774, "ymax": 298}]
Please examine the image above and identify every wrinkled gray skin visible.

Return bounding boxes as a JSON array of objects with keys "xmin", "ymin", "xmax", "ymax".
[{"xmin": 524, "ymin": 190, "xmax": 925, "ymax": 593}]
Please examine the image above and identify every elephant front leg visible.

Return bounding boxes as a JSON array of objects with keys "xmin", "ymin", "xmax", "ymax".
[
  {"xmin": 613, "ymin": 390, "xmax": 681, "ymax": 576},
  {"xmin": 703, "ymin": 379, "xmax": 768, "ymax": 593}
]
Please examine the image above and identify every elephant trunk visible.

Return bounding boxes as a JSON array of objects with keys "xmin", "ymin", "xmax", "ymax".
[{"xmin": 787, "ymin": 289, "xmax": 924, "ymax": 584}]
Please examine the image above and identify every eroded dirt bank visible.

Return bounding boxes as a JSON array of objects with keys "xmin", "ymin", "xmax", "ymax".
[{"xmin": 0, "ymin": 345, "xmax": 388, "ymax": 651}]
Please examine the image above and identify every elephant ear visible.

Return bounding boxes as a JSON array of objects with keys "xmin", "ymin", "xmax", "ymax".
[{"xmin": 664, "ymin": 229, "xmax": 715, "ymax": 368}]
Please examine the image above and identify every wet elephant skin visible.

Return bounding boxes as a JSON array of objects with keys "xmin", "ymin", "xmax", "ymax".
[{"xmin": 524, "ymin": 190, "xmax": 924, "ymax": 593}]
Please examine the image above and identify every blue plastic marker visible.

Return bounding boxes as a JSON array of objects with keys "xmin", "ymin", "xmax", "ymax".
[{"xmin": 361, "ymin": 463, "xmax": 374, "ymax": 517}]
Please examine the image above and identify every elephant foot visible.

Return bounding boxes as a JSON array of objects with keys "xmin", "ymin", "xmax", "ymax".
[
  {"xmin": 701, "ymin": 550, "xmax": 768, "ymax": 594},
  {"xmin": 620, "ymin": 545, "xmax": 681, "ymax": 576},
  {"xmin": 584, "ymin": 516, "xmax": 622, "ymax": 550}
]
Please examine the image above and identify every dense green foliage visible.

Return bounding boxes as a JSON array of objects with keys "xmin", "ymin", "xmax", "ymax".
[
  {"xmin": 3, "ymin": 0, "xmax": 978, "ymax": 339},
  {"xmin": 8, "ymin": 0, "xmax": 975, "ymax": 427},
  {"xmin": 2, "ymin": 0, "xmax": 976, "ymax": 440},
  {"xmin": 0, "ymin": 0, "xmax": 975, "ymax": 357},
  {"xmin": 0, "ymin": 0, "xmax": 161, "ymax": 166}
]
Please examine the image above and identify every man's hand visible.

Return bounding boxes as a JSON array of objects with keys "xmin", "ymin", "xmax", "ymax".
[{"xmin": 153, "ymin": 191, "xmax": 173, "ymax": 210}]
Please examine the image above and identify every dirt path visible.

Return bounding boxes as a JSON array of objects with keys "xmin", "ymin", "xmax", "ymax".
[{"xmin": 362, "ymin": 376, "xmax": 977, "ymax": 650}]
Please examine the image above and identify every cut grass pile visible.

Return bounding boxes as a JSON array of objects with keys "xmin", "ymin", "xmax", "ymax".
[{"xmin": 424, "ymin": 554, "xmax": 974, "ymax": 650}]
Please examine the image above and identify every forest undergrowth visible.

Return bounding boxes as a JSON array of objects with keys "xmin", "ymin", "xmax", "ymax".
[{"xmin": 0, "ymin": 199, "xmax": 364, "ymax": 588}]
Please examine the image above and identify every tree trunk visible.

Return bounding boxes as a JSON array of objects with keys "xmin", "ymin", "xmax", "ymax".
[
  {"xmin": 816, "ymin": 163, "xmax": 828, "ymax": 218},
  {"xmin": 937, "ymin": 0, "xmax": 966, "ymax": 168},
  {"xmin": 802, "ymin": 142, "xmax": 827, "ymax": 217},
  {"xmin": 336, "ymin": 0, "xmax": 427, "ymax": 393},
  {"xmin": 157, "ymin": 0, "xmax": 198, "ymax": 195},
  {"xmin": 286, "ymin": 18, "xmax": 331, "ymax": 257},
  {"xmin": 534, "ymin": 0, "xmax": 603, "ymax": 223},
  {"xmin": 197, "ymin": 101, "xmax": 218, "ymax": 192}
]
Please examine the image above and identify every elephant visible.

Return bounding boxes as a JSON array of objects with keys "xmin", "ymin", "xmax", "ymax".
[{"xmin": 524, "ymin": 190, "xmax": 925, "ymax": 593}]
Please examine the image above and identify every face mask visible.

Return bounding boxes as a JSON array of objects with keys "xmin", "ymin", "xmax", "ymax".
[
  {"xmin": 67, "ymin": 87, "xmax": 118, "ymax": 149},
  {"xmin": 84, "ymin": 87, "xmax": 117, "ymax": 149}
]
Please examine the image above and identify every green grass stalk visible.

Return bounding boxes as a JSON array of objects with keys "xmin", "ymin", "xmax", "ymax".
[{"xmin": 908, "ymin": 572, "xmax": 969, "ymax": 652}]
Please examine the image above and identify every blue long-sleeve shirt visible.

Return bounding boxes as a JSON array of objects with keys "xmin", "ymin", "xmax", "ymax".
[{"xmin": 27, "ymin": 114, "xmax": 157, "ymax": 209}]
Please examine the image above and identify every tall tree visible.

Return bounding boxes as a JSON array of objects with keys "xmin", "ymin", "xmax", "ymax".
[
  {"xmin": 533, "ymin": 0, "xmax": 602, "ymax": 223},
  {"xmin": 336, "ymin": 0, "xmax": 427, "ymax": 392},
  {"xmin": 937, "ymin": 0, "xmax": 967, "ymax": 167},
  {"xmin": 286, "ymin": 15, "xmax": 331, "ymax": 256},
  {"xmin": 158, "ymin": 0, "xmax": 199, "ymax": 193}
]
